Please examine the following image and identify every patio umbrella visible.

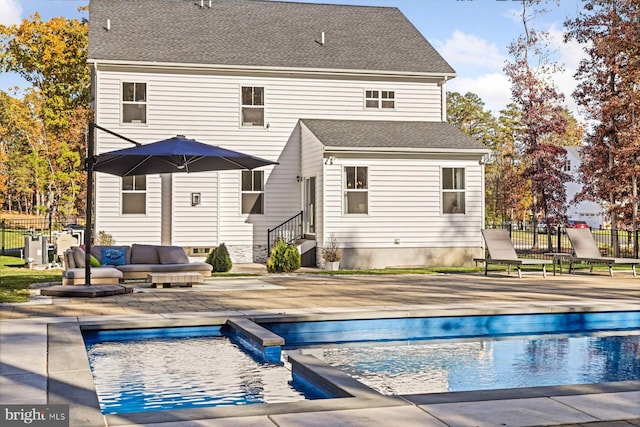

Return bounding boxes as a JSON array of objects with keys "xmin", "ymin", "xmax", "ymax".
[
  {"xmin": 82, "ymin": 126, "xmax": 277, "ymax": 286},
  {"xmin": 93, "ymin": 134, "xmax": 276, "ymax": 176}
]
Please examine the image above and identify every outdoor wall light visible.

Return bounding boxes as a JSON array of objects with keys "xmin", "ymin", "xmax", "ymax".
[{"xmin": 191, "ymin": 192, "xmax": 201, "ymax": 206}]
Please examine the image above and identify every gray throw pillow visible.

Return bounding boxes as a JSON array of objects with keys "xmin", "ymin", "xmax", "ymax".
[
  {"xmin": 158, "ymin": 246, "xmax": 189, "ymax": 264},
  {"xmin": 71, "ymin": 246, "xmax": 85, "ymax": 268},
  {"xmin": 131, "ymin": 244, "xmax": 160, "ymax": 264}
]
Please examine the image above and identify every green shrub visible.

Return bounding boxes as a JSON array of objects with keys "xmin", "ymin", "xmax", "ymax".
[
  {"xmin": 266, "ymin": 240, "xmax": 301, "ymax": 273},
  {"xmin": 206, "ymin": 243, "xmax": 232, "ymax": 272}
]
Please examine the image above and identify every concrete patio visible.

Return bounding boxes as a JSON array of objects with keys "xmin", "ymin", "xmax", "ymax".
[{"xmin": 2, "ymin": 269, "xmax": 640, "ymax": 426}]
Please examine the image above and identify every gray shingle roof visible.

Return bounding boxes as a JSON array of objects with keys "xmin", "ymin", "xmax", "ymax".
[
  {"xmin": 88, "ymin": 0, "xmax": 455, "ymax": 75},
  {"xmin": 300, "ymin": 119, "xmax": 488, "ymax": 151}
]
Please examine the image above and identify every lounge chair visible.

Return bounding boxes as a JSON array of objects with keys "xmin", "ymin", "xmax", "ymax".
[
  {"xmin": 476, "ymin": 229, "xmax": 552, "ymax": 278},
  {"xmin": 566, "ymin": 228, "xmax": 639, "ymax": 277}
]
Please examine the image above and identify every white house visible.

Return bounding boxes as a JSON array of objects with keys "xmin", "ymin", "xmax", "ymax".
[
  {"xmin": 87, "ymin": 0, "xmax": 489, "ymax": 269},
  {"xmin": 564, "ymin": 146, "xmax": 606, "ymax": 229}
]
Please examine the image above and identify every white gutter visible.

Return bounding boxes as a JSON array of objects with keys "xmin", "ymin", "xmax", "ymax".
[
  {"xmin": 87, "ymin": 59, "xmax": 457, "ymax": 81},
  {"xmin": 323, "ymin": 146, "xmax": 490, "ymax": 155}
]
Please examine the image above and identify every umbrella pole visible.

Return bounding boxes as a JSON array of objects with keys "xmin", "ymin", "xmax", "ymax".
[
  {"xmin": 83, "ymin": 123, "xmax": 140, "ymax": 287},
  {"xmin": 84, "ymin": 123, "xmax": 95, "ymax": 286}
]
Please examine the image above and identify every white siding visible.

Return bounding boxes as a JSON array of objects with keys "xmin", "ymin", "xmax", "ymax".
[
  {"xmin": 322, "ymin": 156, "xmax": 484, "ymax": 248},
  {"xmin": 171, "ymin": 172, "xmax": 219, "ymax": 246},
  {"xmin": 94, "ymin": 67, "xmax": 446, "ymax": 248}
]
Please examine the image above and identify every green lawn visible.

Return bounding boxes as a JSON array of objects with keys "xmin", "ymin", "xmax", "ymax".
[{"xmin": 0, "ymin": 256, "xmax": 62, "ymax": 303}]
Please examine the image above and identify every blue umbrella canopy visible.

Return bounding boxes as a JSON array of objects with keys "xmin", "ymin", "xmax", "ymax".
[{"xmin": 93, "ymin": 135, "xmax": 277, "ymax": 176}]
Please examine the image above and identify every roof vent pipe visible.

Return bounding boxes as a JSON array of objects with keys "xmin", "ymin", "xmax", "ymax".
[
  {"xmin": 321, "ymin": 31, "xmax": 325, "ymax": 46},
  {"xmin": 105, "ymin": 19, "xmax": 110, "ymax": 31}
]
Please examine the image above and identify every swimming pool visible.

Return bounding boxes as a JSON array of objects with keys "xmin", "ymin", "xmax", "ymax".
[
  {"xmin": 82, "ymin": 310, "xmax": 640, "ymax": 414},
  {"xmin": 83, "ymin": 326, "xmax": 327, "ymax": 414}
]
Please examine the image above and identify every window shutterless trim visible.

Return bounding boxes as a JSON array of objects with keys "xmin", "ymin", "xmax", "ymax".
[
  {"xmin": 241, "ymin": 170, "xmax": 265, "ymax": 214},
  {"xmin": 441, "ymin": 167, "xmax": 466, "ymax": 215},
  {"xmin": 364, "ymin": 88, "xmax": 395, "ymax": 109},
  {"xmin": 343, "ymin": 165, "xmax": 369, "ymax": 215},
  {"xmin": 240, "ymin": 85, "xmax": 265, "ymax": 127},
  {"xmin": 121, "ymin": 81, "xmax": 147, "ymax": 125},
  {"xmin": 121, "ymin": 175, "xmax": 147, "ymax": 215}
]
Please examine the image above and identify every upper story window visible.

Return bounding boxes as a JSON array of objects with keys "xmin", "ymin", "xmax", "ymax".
[
  {"xmin": 442, "ymin": 167, "xmax": 465, "ymax": 214},
  {"xmin": 564, "ymin": 160, "xmax": 571, "ymax": 171},
  {"xmin": 122, "ymin": 82, "xmax": 146, "ymax": 124},
  {"xmin": 344, "ymin": 166, "xmax": 368, "ymax": 214},
  {"xmin": 365, "ymin": 90, "xmax": 395, "ymax": 109},
  {"xmin": 242, "ymin": 170, "xmax": 264, "ymax": 214},
  {"xmin": 122, "ymin": 175, "xmax": 146, "ymax": 214},
  {"xmin": 241, "ymin": 86, "xmax": 264, "ymax": 126}
]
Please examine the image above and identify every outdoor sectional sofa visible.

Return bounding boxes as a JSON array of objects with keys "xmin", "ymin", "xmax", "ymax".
[{"xmin": 62, "ymin": 244, "xmax": 213, "ymax": 285}]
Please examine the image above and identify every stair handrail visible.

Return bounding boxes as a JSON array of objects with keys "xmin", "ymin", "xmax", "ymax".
[{"xmin": 267, "ymin": 211, "xmax": 304, "ymax": 255}]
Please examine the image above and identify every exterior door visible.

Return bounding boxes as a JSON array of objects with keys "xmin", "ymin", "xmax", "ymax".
[{"xmin": 304, "ymin": 177, "xmax": 316, "ymax": 235}]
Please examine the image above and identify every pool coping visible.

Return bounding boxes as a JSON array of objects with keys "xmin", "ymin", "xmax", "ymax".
[{"xmin": 4, "ymin": 301, "xmax": 640, "ymax": 426}]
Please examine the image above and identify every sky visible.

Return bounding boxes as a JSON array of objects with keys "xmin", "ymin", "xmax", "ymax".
[{"xmin": 0, "ymin": 0, "xmax": 587, "ymax": 117}]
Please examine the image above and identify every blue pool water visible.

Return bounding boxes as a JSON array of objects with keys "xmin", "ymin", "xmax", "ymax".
[
  {"xmin": 294, "ymin": 332, "xmax": 640, "ymax": 395},
  {"xmin": 264, "ymin": 311, "xmax": 640, "ymax": 346},
  {"xmin": 265, "ymin": 311, "xmax": 640, "ymax": 395},
  {"xmin": 83, "ymin": 327, "xmax": 326, "ymax": 414}
]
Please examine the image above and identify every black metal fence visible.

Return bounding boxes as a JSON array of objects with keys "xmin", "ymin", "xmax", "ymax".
[
  {"xmin": 487, "ymin": 221, "xmax": 639, "ymax": 259},
  {"xmin": 1, "ymin": 216, "xmax": 83, "ymax": 257}
]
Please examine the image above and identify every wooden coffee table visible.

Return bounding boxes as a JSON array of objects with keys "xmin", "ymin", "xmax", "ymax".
[{"xmin": 147, "ymin": 272, "xmax": 204, "ymax": 288}]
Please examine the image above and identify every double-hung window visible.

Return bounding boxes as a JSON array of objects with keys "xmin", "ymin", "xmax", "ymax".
[
  {"xmin": 241, "ymin": 86, "xmax": 264, "ymax": 126},
  {"xmin": 344, "ymin": 166, "xmax": 368, "ymax": 214},
  {"xmin": 365, "ymin": 90, "xmax": 395, "ymax": 109},
  {"xmin": 242, "ymin": 170, "xmax": 264, "ymax": 214},
  {"xmin": 122, "ymin": 82, "xmax": 146, "ymax": 123},
  {"xmin": 442, "ymin": 168, "xmax": 465, "ymax": 214},
  {"xmin": 122, "ymin": 175, "xmax": 146, "ymax": 214}
]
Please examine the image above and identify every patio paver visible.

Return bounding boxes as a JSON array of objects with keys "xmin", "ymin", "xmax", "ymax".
[{"xmin": 1, "ymin": 270, "xmax": 640, "ymax": 426}]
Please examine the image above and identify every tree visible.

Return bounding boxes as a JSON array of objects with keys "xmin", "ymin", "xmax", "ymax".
[
  {"xmin": 565, "ymin": 0, "xmax": 640, "ymax": 255},
  {"xmin": 504, "ymin": 0, "xmax": 570, "ymax": 249},
  {"xmin": 0, "ymin": 10, "xmax": 90, "ymax": 216},
  {"xmin": 0, "ymin": 91, "xmax": 42, "ymax": 214},
  {"xmin": 492, "ymin": 103, "xmax": 532, "ymax": 225},
  {"xmin": 447, "ymin": 92, "xmax": 497, "ymax": 142},
  {"xmin": 0, "ymin": 12, "xmax": 89, "ymax": 130}
]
